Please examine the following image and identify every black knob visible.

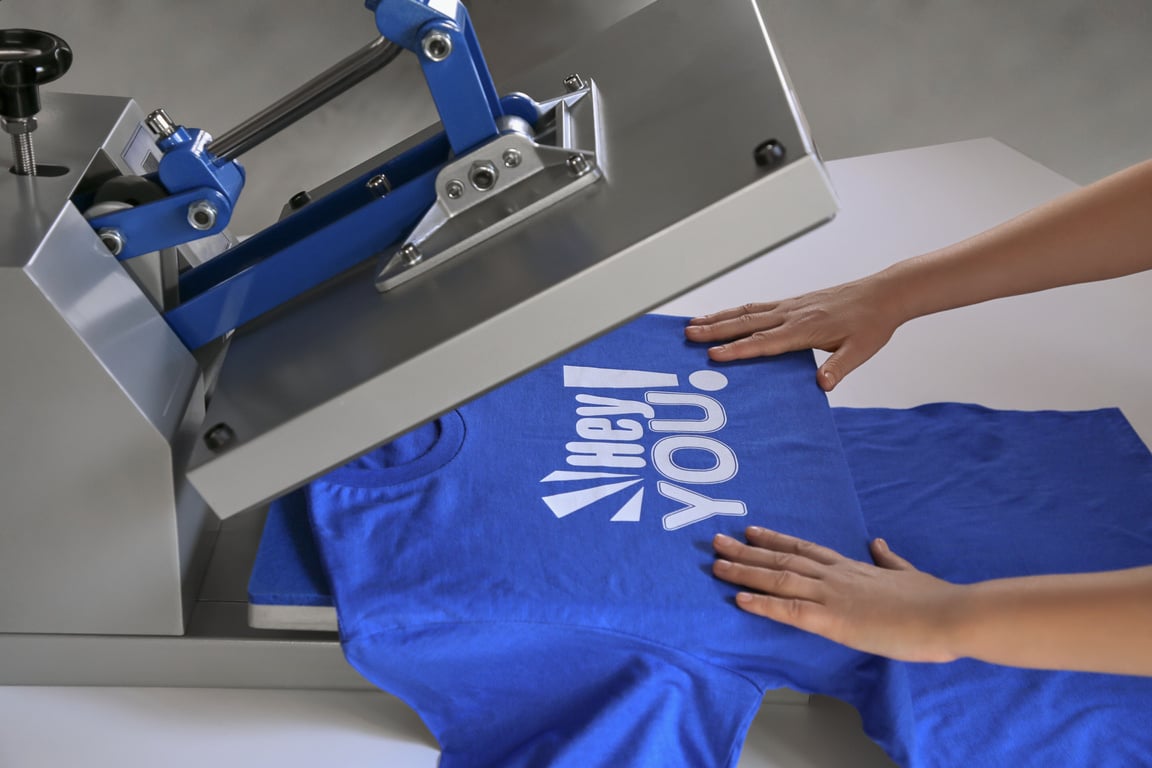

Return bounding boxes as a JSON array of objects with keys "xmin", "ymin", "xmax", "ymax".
[{"xmin": 0, "ymin": 29, "xmax": 73, "ymax": 120}]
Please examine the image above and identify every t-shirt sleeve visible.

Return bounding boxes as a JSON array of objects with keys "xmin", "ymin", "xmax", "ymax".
[
  {"xmin": 343, "ymin": 621, "xmax": 766, "ymax": 768},
  {"xmin": 832, "ymin": 404, "xmax": 1152, "ymax": 767}
]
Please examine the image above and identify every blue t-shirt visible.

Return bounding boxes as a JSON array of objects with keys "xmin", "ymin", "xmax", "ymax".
[
  {"xmin": 307, "ymin": 314, "xmax": 877, "ymax": 767},
  {"xmin": 835, "ymin": 404, "xmax": 1152, "ymax": 768}
]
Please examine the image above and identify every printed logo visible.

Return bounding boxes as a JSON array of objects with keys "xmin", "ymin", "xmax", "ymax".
[{"xmin": 539, "ymin": 366, "xmax": 748, "ymax": 531}]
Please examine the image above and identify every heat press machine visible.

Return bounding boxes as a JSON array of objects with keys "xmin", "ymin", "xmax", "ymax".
[{"xmin": 0, "ymin": 0, "xmax": 836, "ymax": 688}]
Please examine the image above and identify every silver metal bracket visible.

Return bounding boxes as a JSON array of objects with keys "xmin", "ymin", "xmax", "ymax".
[{"xmin": 374, "ymin": 79, "xmax": 604, "ymax": 292}]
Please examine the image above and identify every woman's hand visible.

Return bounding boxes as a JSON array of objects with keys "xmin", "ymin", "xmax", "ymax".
[
  {"xmin": 684, "ymin": 274, "xmax": 908, "ymax": 391},
  {"xmin": 713, "ymin": 527, "xmax": 966, "ymax": 663}
]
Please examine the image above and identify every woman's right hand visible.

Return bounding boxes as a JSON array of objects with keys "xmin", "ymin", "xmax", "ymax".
[{"xmin": 684, "ymin": 272, "xmax": 908, "ymax": 391}]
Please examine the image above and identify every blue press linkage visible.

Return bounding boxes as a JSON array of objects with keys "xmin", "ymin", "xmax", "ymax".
[
  {"xmin": 158, "ymin": 0, "xmax": 545, "ymax": 350},
  {"xmin": 166, "ymin": 89, "xmax": 543, "ymax": 351},
  {"xmin": 165, "ymin": 132, "xmax": 450, "ymax": 350},
  {"xmin": 371, "ymin": 0, "xmax": 505, "ymax": 155},
  {"xmin": 87, "ymin": 127, "xmax": 246, "ymax": 260}
]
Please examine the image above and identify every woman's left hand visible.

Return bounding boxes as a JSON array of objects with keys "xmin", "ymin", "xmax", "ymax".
[{"xmin": 713, "ymin": 526, "xmax": 968, "ymax": 663}]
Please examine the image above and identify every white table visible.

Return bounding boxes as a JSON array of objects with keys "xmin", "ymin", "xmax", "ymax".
[
  {"xmin": 663, "ymin": 138, "xmax": 1152, "ymax": 444},
  {"xmin": 7, "ymin": 138, "xmax": 1141, "ymax": 768}
]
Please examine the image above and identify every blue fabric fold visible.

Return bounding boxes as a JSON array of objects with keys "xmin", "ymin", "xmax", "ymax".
[{"xmin": 834, "ymin": 404, "xmax": 1152, "ymax": 767}]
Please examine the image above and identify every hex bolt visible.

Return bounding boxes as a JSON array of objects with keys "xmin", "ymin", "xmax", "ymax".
[
  {"xmin": 399, "ymin": 243, "xmax": 423, "ymax": 267},
  {"xmin": 563, "ymin": 73, "xmax": 586, "ymax": 93},
  {"xmin": 502, "ymin": 149, "xmax": 522, "ymax": 168},
  {"xmin": 145, "ymin": 108, "xmax": 178, "ymax": 139},
  {"xmin": 421, "ymin": 30, "xmax": 453, "ymax": 62},
  {"xmin": 187, "ymin": 200, "xmax": 218, "ymax": 231},
  {"xmin": 203, "ymin": 422, "xmax": 236, "ymax": 452},
  {"xmin": 445, "ymin": 179, "xmax": 464, "ymax": 199},
  {"xmin": 469, "ymin": 160, "xmax": 498, "ymax": 192},
  {"xmin": 366, "ymin": 173, "xmax": 392, "ymax": 196},
  {"xmin": 566, "ymin": 154, "xmax": 591, "ymax": 177},
  {"xmin": 97, "ymin": 228, "xmax": 125, "ymax": 257},
  {"xmin": 753, "ymin": 139, "xmax": 786, "ymax": 168}
]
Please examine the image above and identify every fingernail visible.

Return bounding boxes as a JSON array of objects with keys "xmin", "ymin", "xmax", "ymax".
[
  {"xmin": 747, "ymin": 526, "xmax": 766, "ymax": 535},
  {"xmin": 714, "ymin": 533, "xmax": 734, "ymax": 544},
  {"xmin": 874, "ymin": 538, "xmax": 888, "ymax": 550},
  {"xmin": 714, "ymin": 559, "xmax": 732, "ymax": 572},
  {"xmin": 736, "ymin": 592, "xmax": 756, "ymax": 606},
  {"xmin": 710, "ymin": 345, "xmax": 726, "ymax": 353}
]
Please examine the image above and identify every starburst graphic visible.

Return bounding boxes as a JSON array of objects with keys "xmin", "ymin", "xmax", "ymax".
[{"xmin": 539, "ymin": 470, "xmax": 644, "ymax": 520}]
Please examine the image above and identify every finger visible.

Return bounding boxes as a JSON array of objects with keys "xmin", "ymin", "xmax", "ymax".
[
  {"xmin": 687, "ymin": 303, "xmax": 778, "ymax": 327},
  {"xmin": 686, "ymin": 310, "xmax": 783, "ymax": 343},
  {"xmin": 706, "ymin": 328, "xmax": 807, "ymax": 362},
  {"xmin": 869, "ymin": 538, "xmax": 918, "ymax": 571},
  {"xmin": 713, "ymin": 533, "xmax": 825, "ymax": 578},
  {"xmin": 817, "ymin": 341, "xmax": 873, "ymax": 391},
  {"xmin": 733, "ymin": 592, "xmax": 834, "ymax": 637},
  {"xmin": 712, "ymin": 560, "xmax": 825, "ymax": 602},
  {"xmin": 744, "ymin": 526, "xmax": 844, "ymax": 566}
]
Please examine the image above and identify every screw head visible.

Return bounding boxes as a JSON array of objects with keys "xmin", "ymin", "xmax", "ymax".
[
  {"xmin": 399, "ymin": 243, "xmax": 423, "ymax": 267},
  {"xmin": 502, "ymin": 149, "xmax": 522, "ymax": 168},
  {"xmin": 98, "ymin": 228, "xmax": 125, "ymax": 257},
  {"xmin": 187, "ymin": 200, "xmax": 218, "ymax": 231},
  {"xmin": 288, "ymin": 190, "xmax": 311, "ymax": 210},
  {"xmin": 753, "ymin": 139, "xmax": 786, "ymax": 168},
  {"xmin": 366, "ymin": 173, "xmax": 391, "ymax": 196},
  {"xmin": 445, "ymin": 179, "xmax": 464, "ymax": 199},
  {"xmin": 204, "ymin": 423, "xmax": 236, "ymax": 452},
  {"xmin": 469, "ymin": 160, "xmax": 498, "ymax": 192},
  {"xmin": 145, "ymin": 109, "xmax": 177, "ymax": 139},
  {"xmin": 421, "ymin": 30, "xmax": 453, "ymax": 62},
  {"xmin": 566, "ymin": 154, "xmax": 591, "ymax": 177},
  {"xmin": 563, "ymin": 74, "xmax": 586, "ymax": 93}
]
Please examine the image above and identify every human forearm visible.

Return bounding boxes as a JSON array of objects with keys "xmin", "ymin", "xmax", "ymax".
[
  {"xmin": 882, "ymin": 158, "xmax": 1152, "ymax": 323},
  {"xmin": 944, "ymin": 566, "xmax": 1152, "ymax": 675}
]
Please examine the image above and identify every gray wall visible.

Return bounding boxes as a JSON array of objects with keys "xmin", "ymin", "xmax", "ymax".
[{"xmin": 7, "ymin": 1, "xmax": 1150, "ymax": 234}]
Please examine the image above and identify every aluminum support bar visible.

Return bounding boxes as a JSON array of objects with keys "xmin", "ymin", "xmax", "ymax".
[{"xmin": 207, "ymin": 36, "xmax": 401, "ymax": 161}]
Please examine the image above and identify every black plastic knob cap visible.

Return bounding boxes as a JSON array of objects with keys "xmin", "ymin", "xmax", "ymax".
[{"xmin": 0, "ymin": 29, "xmax": 73, "ymax": 119}]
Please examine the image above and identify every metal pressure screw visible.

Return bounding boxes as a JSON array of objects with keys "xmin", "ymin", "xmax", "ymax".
[
  {"xmin": 399, "ymin": 243, "xmax": 423, "ymax": 267},
  {"xmin": 2, "ymin": 116, "xmax": 35, "ymax": 174},
  {"xmin": 566, "ymin": 154, "xmax": 591, "ymax": 177},
  {"xmin": 366, "ymin": 173, "xmax": 391, "ymax": 196},
  {"xmin": 0, "ymin": 29, "xmax": 73, "ymax": 176},
  {"xmin": 187, "ymin": 200, "xmax": 218, "ymax": 231},
  {"xmin": 563, "ymin": 73, "xmax": 586, "ymax": 93},
  {"xmin": 145, "ymin": 108, "xmax": 178, "ymax": 139},
  {"xmin": 421, "ymin": 30, "xmax": 453, "ymax": 62},
  {"xmin": 445, "ymin": 179, "xmax": 464, "ymax": 199},
  {"xmin": 502, "ymin": 149, "xmax": 522, "ymax": 168}
]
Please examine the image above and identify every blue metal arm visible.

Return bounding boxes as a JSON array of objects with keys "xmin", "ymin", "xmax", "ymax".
[
  {"xmin": 90, "ymin": 0, "xmax": 543, "ymax": 350},
  {"xmin": 368, "ymin": 0, "xmax": 505, "ymax": 155},
  {"xmin": 165, "ymin": 92, "xmax": 541, "ymax": 350},
  {"xmin": 87, "ymin": 126, "xmax": 246, "ymax": 260}
]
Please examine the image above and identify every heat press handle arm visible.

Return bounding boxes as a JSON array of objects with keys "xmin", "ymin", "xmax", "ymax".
[{"xmin": 207, "ymin": 35, "xmax": 402, "ymax": 162}]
